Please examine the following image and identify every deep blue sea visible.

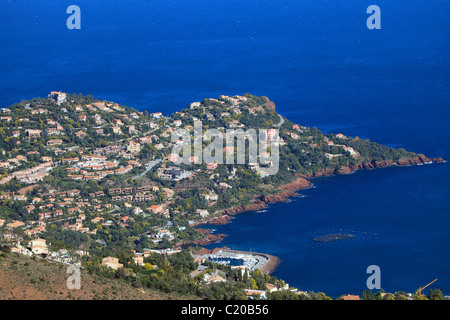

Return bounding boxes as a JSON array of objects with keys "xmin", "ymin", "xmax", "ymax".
[{"xmin": 1, "ymin": 0, "xmax": 449, "ymax": 298}]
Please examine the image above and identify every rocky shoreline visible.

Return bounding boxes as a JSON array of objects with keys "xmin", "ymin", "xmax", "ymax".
[
  {"xmin": 184, "ymin": 154, "xmax": 444, "ymax": 273},
  {"xmin": 200, "ymin": 154, "xmax": 445, "ymax": 229},
  {"xmin": 220, "ymin": 175, "xmax": 313, "ymax": 217},
  {"xmin": 299, "ymin": 154, "xmax": 445, "ymax": 178},
  {"xmin": 182, "ymin": 175, "xmax": 313, "ymax": 255}
]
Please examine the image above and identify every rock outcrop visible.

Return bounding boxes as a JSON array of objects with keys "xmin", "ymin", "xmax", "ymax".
[
  {"xmin": 181, "ymin": 231, "xmax": 228, "ymax": 246},
  {"xmin": 207, "ymin": 215, "xmax": 233, "ymax": 225},
  {"xmin": 301, "ymin": 154, "xmax": 444, "ymax": 179},
  {"xmin": 223, "ymin": 201, "xmax": 267, "ymax": 216},
  {"xmin": 262, "ymin": 96, "xmax": 276, "ymax": 111},
  {"xmin": 263, "ymin": 177, "xmax": 312, "ymax": 204}
]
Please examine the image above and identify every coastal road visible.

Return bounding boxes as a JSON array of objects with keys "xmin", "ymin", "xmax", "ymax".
[
  {"xmin": 276, "ymin": 113, "xmax": 285, "ymax": 127},
  {"xmin": 132, "ymin": 159, "xmax": 162, "ymax": 180}
]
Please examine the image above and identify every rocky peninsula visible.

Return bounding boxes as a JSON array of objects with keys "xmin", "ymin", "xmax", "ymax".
[{"xmin": 191, "ymin": 153, "xmax": 444, "ymax": 263}]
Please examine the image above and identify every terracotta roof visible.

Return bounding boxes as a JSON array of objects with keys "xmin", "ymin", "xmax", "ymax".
[{"xmin": 341, "ymin": 294, "xmax": 360, "ymax": 300}]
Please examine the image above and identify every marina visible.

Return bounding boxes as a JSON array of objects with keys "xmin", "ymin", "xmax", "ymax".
[{"xmin": 194, "ymin": 248, "xmax": 278, "ymax": 274}]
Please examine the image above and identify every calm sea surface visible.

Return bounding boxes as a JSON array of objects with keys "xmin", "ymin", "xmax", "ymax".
[{"xmin": 1, "ymin": 0, "xmax": 449, "ymax": 297}]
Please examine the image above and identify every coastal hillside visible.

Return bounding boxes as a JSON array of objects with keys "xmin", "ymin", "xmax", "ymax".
[
  {"xmin": 0, "ymin": 248, "xmax": 445, "ymax": 300},
  {"xmin": 0, "ymin": 92, "xmax": 444, "ymax": 300},
  {"xmin": 0, "ymin": 249, "xmax": 195, "ymax": 300}
]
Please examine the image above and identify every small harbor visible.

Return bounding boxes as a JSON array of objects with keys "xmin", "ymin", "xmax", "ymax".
[{"xmin": 193, "ymin": 248, "xmax": 279, "ymax": 274}]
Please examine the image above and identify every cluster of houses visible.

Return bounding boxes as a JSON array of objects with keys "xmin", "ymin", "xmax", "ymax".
[
  {"xmin": 324, "ymin": 136, "xmax": 359, "ymax": 159},
  {"xmin": 109, "ymin": 185, "xmax": 174, "ymax": 205},
  {"xmin": 67, "ymin": 166, "xmax": 136, "ymax": 181},
  {"xmin": 0, "ymin": 93, "xmax": 369, "ymax": 300},
  {"xmin": 65, "ymin": 155, "xmax": 140, "ymax": 181},
  {"xmin": 0, "ymin": 186, "xmax": 106, "ymax": 239},
  {"xmin": 0, "ymin": 93, "xmax": 150, "ymax": 187},
  {"xmin": 111, "ymin": 186, "xmax": 155, "ymax": 203},
  {"xmin": 1, "ymin": 93, "xmax": 285, "ymax": 243},
  {"xmin": 157, "ymin": 166, "xmax": 193, "ymax": 181},
  {"xmin": 0, "ymin": 161, "xmax": 54, "ymax": 185}
]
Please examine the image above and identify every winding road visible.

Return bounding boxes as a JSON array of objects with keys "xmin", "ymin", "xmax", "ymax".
[
  {"xmin": 132, "ymin": 159, "xmax": 162, "ymax": 180},
  {"xmin": 276, "ymin": 113, "xmax": 285, "ymax": 127}
]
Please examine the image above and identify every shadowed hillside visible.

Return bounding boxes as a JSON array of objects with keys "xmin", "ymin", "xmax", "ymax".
[{"xmin": 0, "ymin": 250, "xmax": 197, "ymax": 300}]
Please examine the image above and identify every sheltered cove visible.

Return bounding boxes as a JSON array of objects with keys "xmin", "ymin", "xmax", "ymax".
[{"xmin": 191, "ymin": 154, "xmax": 445, "ymax": 274}]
